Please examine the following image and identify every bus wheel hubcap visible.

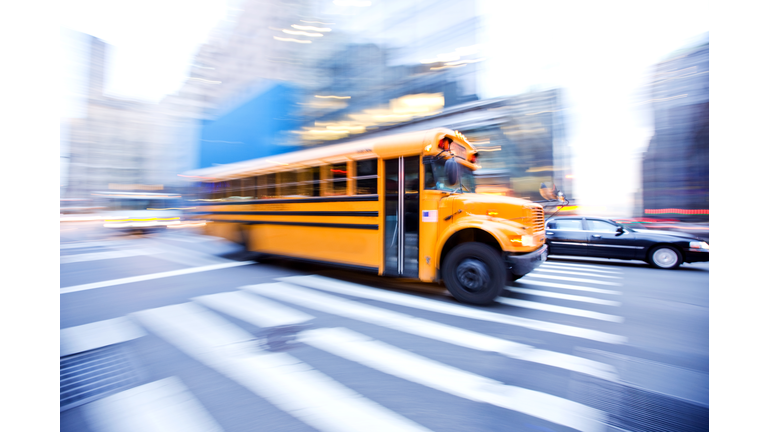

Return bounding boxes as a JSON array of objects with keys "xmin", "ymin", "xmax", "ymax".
[{"xmin": 456, "ymin": 259, "xmax": 490, "ymax": 292}]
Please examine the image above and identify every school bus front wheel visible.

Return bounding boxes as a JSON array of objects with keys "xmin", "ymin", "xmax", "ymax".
[{"xmin": 442, "ymin": 242, "xmax": 506, "ymax": 305}]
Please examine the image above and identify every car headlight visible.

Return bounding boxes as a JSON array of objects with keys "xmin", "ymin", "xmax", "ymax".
[{"xmin": 689, "ymin": 241, "xmax": 709, "ymax": 250}]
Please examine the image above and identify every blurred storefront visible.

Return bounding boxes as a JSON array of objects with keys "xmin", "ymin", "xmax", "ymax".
[{"xmin": 642, "ymin": 37, "xmax": 709, "ymax": 222}]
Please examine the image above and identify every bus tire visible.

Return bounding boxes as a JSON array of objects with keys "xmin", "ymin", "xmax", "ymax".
[{"xmin": 443, "ymin": 242, "xmax": 505, "ymax": 305}]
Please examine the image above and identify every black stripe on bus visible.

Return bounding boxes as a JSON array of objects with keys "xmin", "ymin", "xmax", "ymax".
[
  {"xmin": 203, "ymin": 219, "xmax": 379, "ymax": 230},
  {"xmin": 191, "ymin": 211, "xmax": 378, "ymax": 217},
  {"xmin": 190, "ymin": 195, "xmax": 379, "ymax": 206}
]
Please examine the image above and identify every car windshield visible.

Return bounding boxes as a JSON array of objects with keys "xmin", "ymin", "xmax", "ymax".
[{"xmin": 424, "ymin": 157, "xmax": 476, "ymax": 193}]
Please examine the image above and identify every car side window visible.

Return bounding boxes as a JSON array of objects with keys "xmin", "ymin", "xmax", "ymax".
[
  {"xmin": 552, "ymin": 219, "xmax": 583, "ymax": 230},
  {"xmin": 587, "ymin": 219, "xmax": 618, "ymax": 232}
]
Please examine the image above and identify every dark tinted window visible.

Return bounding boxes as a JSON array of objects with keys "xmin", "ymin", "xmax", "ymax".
[
  {"xmin": 307, "ymin": 167, "xmax": 320, "ymax": 197},
  {"xmin": 281, "ymin": 171, "xmax": 299, "ymax": 196},
  {"xmin": 587, "ymin": 219, "xmax": 618, "ymax": 232},
  {"xmin": 356, "ymin": 159, "xmax": 377, "ymax": 176},
  {"xmin": 263, "ymin": 174, "xmax": 277, "ymax": 198},
  {"xmin": 553, "ymin": 219, "xmax": 583, "ymax": 230},
  {"xmin": 330, "ymin": 163, "xmax": 348, "ymax": 195},
  {"xmin": 355, "ymin": 159, "xmax": 378, "ymax": 195}
]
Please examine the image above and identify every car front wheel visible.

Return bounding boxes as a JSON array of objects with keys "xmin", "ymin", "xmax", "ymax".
[
  {"xmin": 443, "ymin": 242, "xmax": 506, "ymax": 305},
  {"xmin": 648, "ymin": 245, "xmax": 682, "ymax": 269}
]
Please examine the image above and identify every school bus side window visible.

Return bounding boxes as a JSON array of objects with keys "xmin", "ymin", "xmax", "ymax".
[
  {"xmin": 355, "ymin": 159, "xmax": 378, "ymax": 195},
  {"xmin": 265, "ymin": 174, "xmax": 277, "ymax": 198},
  {"xmin": 306, "ymin": 166, "xmax": 321, "ymax": 197},
  {"xmin": 242, "ymin": 177, "xmax": 256, "ymax": 199},
  {"xmin": 213, "ymin": 181, "xmax": 227, "ymax": 199},
  {"xmin": 282, "ymin": 171, "xmax": 299, "ymax": 197},
  {"xmin": 329, "ymin": 163, "xmax": 348, "ymax": 196},
  {"xmin": 226, "ymin": 179, "xmax": 242, "ymax": 198}
]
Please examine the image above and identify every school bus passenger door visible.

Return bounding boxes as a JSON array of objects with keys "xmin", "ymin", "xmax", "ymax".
[{"xmin": 383, "ymin": 156, "xmax": 420, "ymax": 278}]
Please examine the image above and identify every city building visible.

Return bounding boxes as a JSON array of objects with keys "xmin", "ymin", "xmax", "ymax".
[
  {"xmin": 642, "ymin": 37, "xmax": 709, "ymax": 221},
  {"xmin": 285, "ymin": 41, "xmax": 480, "ymax": 146},
  {"xmin": 62, "ymin": 34, "xmax": 172, "ymax": 197},
  {"xmin": 286, "ymin": 87, "xmax": 570, "ymax": 204},
  {"xmin": 197, "ymin": 83, "xmax": 303, "ymax": 169}
]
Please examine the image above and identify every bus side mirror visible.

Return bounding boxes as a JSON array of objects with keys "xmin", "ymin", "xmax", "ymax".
[{"xmin": 445, "ymin": 158, "xmax": 460, "ymax": 186}]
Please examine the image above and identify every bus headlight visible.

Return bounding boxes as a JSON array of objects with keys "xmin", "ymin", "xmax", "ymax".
[{"xmin": 510, "ymin": 235, "xmax": 536, "ymax": 247}]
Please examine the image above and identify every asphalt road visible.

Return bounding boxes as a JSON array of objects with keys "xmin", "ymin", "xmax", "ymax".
[{"xmin": 60, "ymin": 226, "xmax": 709, "ymax": 432}]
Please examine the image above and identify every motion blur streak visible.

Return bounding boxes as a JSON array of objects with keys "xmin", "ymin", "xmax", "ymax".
[{"xmin": 60, "ymin": 2, "xmax": 709, "ymax": 431}]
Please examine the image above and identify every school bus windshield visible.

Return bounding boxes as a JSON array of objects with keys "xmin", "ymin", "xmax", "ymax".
[{"xmin": 424, "ymin": 157, "xmax": 476, "ymax": 193}]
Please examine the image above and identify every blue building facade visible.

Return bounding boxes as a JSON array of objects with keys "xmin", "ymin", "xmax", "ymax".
[{"xmin": 198, "ymin": 84, "xmax": 303, "ymax": 169}]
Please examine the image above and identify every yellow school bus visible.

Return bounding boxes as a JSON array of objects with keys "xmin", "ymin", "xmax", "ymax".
[{"xmin": 182, "ymin": 128, "xmax": 547, "ymax": 304}]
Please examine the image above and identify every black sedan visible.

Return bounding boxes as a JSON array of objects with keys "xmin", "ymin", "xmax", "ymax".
[{"xmin": 544, "ymin": 217, "xmax": 709, "ymax": 269}]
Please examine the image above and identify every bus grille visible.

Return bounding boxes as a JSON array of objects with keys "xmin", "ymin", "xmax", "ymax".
[{"xmin": 530, "ymin": 207, "xmax": 545, "ymax": 232}]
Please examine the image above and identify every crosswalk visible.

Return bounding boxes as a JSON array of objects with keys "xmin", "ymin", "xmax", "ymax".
[{"xmin": 61, "ymin": 258, "xmax": 629, "ymax": 432}]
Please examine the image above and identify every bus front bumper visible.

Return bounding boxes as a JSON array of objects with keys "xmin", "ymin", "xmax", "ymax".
[{"xmin": 505, "ymin": 245, "xmax": 548, "ymax": 279}]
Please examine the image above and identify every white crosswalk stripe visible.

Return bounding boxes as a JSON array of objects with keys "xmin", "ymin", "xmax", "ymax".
[
  {"xmin": 533, "ymin": 268, "xmax": 622, "ymax": 279},
  {"xmin": 281, "ymin": 275, "xmax": 627, "ymax": 344},
  {"xmin": 541, "ymin": 262, "xmax": 622, "ymax": 274},
  {"xmin": 237, "ymin": 283, "xmax": 618, "ymax": 380},
  {"xmin": 300, "ymin": 327, "xmax": 607, "ymax": 432},
  {"xmin": 131, "ymin": 303, "xmax": 433, "ymax": 432},
  {"xmin": 60, "ymin": 261, "xmax": 254, "ymax": 294},
  {"xmin": 195, "ymin": 290, "xmax": 314, "ymax": 328},
  {"xmin": 515, "ymin": 279, "xmax": 622, "ymax": 295},
  {"xmin": 524, "ymin": 273, "xmax": 623, "ymax": 286},
  {"xmin": 60, "ymin": 317, "xmax": 146, "ymax": 356},
  {"xmin": 81, "ymin": 377, "xmax": 224, "ymax": 432},
  {"xmin": 496, "ymin": 297, "xmax": 624, "ymax": 322},
  {"xmin": 505, "ymin": 287, "xmax": 622, "ymax": 307}
]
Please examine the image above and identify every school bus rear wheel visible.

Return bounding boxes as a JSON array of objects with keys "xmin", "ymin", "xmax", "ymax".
[{"xmin": 443, "ymin": 242, "xmax": 505, "ymax": 305}]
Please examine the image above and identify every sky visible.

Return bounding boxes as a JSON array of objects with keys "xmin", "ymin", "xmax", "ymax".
[
  {"xmin": 59, "ymin": 0, "xmax": 709, "ymax": 216},
  {"xmin": 477, "ymin": 0, "xmax": 709, "ymax": 215},
  {"xmin": 60, "ymin": 0, "xmax": 232, "ymax": 105}
]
